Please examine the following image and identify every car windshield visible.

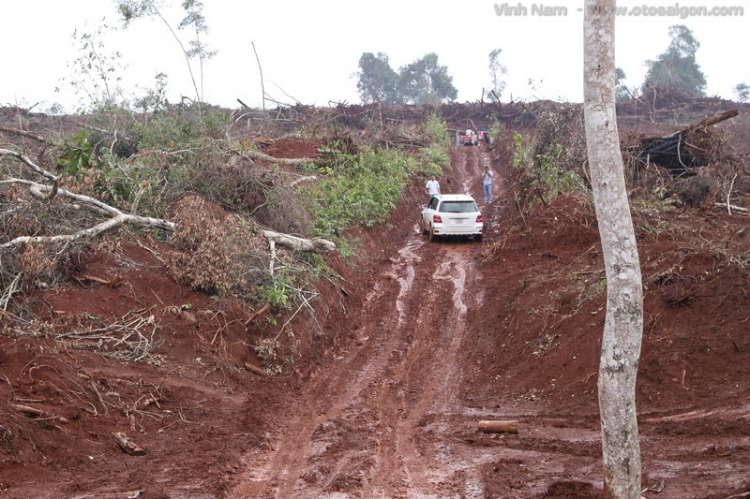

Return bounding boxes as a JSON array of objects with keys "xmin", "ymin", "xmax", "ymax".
[{"xmin": 439, "ymin": 201, "xmax": 477, "ymax": 213}]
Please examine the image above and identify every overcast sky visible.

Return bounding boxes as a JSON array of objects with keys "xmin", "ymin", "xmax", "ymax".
[{"xmin": 1, "ymin": 0, "xmax": 747, "ymax": 112}]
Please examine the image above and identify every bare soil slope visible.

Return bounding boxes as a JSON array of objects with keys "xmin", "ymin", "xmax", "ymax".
[{"xmin": 1, "ymin": 104, "xmax": 749, "ymax": 499}]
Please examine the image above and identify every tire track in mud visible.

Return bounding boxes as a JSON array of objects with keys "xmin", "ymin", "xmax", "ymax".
[{"xmin": 231, "ymin": 147, "xmax": 498, "ymax": 498}]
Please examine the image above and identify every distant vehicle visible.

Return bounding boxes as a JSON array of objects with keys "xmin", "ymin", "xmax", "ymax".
[
  {"xmin": 460, "ymin": 130, "xmax": 478, "ymax": 146},
  {"xmin": 420, "ymin": 194, "xmax": 484, "ymax": 242}
]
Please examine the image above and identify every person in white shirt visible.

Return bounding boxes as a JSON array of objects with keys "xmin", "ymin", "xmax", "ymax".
[{"xmin": 425, "ymin": 174, "xmax": 441, "ymax": 203}]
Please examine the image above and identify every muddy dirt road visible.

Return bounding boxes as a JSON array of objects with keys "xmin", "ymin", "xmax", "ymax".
[{"xmin": 231, "ymin": 146, "xmax": 504, "ymax": 497}]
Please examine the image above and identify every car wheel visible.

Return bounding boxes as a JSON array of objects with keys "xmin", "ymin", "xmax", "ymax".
[
  {"xmin": 420, "ymin": 216, "xmax": 428, "ymax": 235},
  {"xmin": 429, "ymin": 226, "xmax": 438, "ymax": 242},
  {"xmin": 475, "ymin": 234, "xmax": 483, "ymax": 243}
]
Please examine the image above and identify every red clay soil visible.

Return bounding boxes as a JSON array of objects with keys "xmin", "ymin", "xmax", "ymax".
[{"xmin": 1, "ymin": 136, "xmax": 750, "ymax": 498}]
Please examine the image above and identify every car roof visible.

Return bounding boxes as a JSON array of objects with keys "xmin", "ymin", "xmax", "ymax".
[{"xmin": 435, "ymin": 194, "xmax": 476, "ymax": 202}]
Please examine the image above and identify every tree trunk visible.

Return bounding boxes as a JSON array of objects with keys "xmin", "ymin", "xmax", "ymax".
[{"xmin": 583, "ymin": 1, "xmax": 644, "ymax": 498}]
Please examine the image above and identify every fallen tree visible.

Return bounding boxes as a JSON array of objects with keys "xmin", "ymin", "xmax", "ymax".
[
  {"xmin": 636, "ymin": 109, "xmax": 738, "ymax": 176},
  {"xmin": 0, "ymin": 148, "xmax": 175, "ymax": 250}
]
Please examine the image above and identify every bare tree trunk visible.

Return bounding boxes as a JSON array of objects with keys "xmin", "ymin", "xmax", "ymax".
[
  {"xmin": 583, "ymin": 1, "xmax": 644, "ymax": 498},
  {"xmin": 251, "ymin": 41, "xmax": 266, "ymax": 112}
]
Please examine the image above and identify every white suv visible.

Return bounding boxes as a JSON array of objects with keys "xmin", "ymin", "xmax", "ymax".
[{"xmin": 420, "ymin": 194, "xmax": 484, "ymax": 242}]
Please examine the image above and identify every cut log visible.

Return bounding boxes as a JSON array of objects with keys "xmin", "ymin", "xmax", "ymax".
[
  {"xmin": 113, "ymin": 432, "xmax": 147, "ymax": 456},
  {"xmin": 477, "ymin": 420, "xmax": 519, "ymax": 434},
  {"xmin": 263, "ymin": 230, "xmax": 336, "ymax": 254},
  {"xmin": 244, "ymin": 362, "xmax": 268, "ymax": 377}
]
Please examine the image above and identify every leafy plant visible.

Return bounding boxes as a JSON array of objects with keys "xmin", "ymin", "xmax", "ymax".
[
  {"xmin": 511, "ymin": 131, "xmax": 585, "ymax": 211},
  {"xmin": 489, "ymin": 117, "xmax": 507, "ymax": 143},
  {"xmin": 261, "ymin": 271, "xmax": 292, "ymax": 310},
  {"xmin": 420, "ymin": 114, "xmax": 451, "ymax": 177},
  {"xmin": 58, "ymin": 129, "xmax": 93, "ymax": 176}
]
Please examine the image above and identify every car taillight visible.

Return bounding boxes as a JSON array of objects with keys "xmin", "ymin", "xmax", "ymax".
[
  {"xmin": 476, "ymin": 214, "xmax": 483, "ymax": 223},
  {"xmin": 433, "ymin": 214, "xmax": 443, "ymax": 223}
]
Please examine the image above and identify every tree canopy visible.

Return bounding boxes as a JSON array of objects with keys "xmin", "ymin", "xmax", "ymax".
[
  {"xmin": 641, "ymin": 25, "xmax": 706, "ymax": 96},
  {"xmin": 355, "ymin": 52, "xmax": 457, "ymax": 105},
  {"xmin": 356, "ymin": 52, "xmax": 399, "ymax": 105}
]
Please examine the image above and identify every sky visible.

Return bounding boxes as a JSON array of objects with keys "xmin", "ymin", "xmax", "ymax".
[{"xmin": 0, "ymin": 0, "xmax": 747, "ymax": 113}]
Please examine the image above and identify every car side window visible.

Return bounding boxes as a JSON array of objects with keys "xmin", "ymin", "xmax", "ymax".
[{"xmin": 430, "ymin": 198, "xmax": 439, "ymax": 210}]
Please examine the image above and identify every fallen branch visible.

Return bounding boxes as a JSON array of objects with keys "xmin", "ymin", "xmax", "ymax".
[
  {"xmin": 0, "ymin": 148, "xmax": 58, "ymax": 200},
  {"xmin": 244, "ymin": 302, "xmax": 270, "ymax": 327},
  {"xmin": 10, "ymin": 403, "xmax": 46, "ymax": 418},
  {"xmin": 714, "ymin": 202, "xmax": 748, "ymax": 214},
  {"xmin": 727, "ymin": 173, "xmax": 738, "ymax": 215},
  {"xmin": 0, "ymin": 127, "xmax": 57, "ymax": 146},
  {"xmin": 288, "ymin": 175, "xmax": 317, "ymax": 188},
  {"xmin": 231, "ymin": 147, "xmax": 316, "ymax": 166},
  {"xmin": 244, "ymin": 362, "xmax": 268, "ymax": 376},
  {"xmin": 1, "ymin": 179, "xmax": 175, "ymax": 249}
]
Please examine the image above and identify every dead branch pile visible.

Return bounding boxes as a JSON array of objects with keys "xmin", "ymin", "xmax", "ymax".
[
  {"xmin": 165, "ymin": 195, "xmax": 269, "ymax": 297},
  {"xmin": 54, "ymin": 309, "xmax": 162, "ymax": 363},
  {"xmin": 634, "ymin": 110, "xmax": 738, "ymax": 176}
]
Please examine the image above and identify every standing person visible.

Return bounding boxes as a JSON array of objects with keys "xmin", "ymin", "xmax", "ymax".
[
  {"xmin": 481, "ymin": 166, "xmax": 494, "ymax": 204},
  {"xmin": 455, "ymin": 130, "xmax": 460, "ymax": 147},
  {"xmin": 426, "ymin": 174, "xmax": 441, "ymax": 203}
]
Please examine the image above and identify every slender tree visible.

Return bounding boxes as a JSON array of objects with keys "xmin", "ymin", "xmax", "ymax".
[
  {"xmin": 117, "ymin": 0, "xmax": 216, "ymax": 102},
  {"xmin": 583, "ymin": 1, "xmax": 644, "ymax": 498},
  {"xmin": 177, "ymin": 0, "xmax": 216, "ymax": 101},
  {"xmin": 487, "ymin": 48, "xmax": 507, "ymax": 102}
]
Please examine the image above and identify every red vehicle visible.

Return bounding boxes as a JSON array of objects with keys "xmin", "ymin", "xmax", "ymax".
[{"xmin": 460, "ymin": 131, "xmax": 478, "ymax": 146}]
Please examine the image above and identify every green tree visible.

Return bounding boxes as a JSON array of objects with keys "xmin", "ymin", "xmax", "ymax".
[
  {"xmin": 486, "ymin": 48, "xmax": 507, "ymax": 102},
  {"xmin": 355, "ymin": 52, "xmax": 399, "ymax": 105},
  {"xmin": 734, "ymin": 82, "xmax": 750, "ymax": 102},
  {"xmin": 641, "ymin": 25, "xmax": 706, "ymax": 96},
  {"xmin": 397, "ymin": 53, "xmax": 457, "ymax": 105}
]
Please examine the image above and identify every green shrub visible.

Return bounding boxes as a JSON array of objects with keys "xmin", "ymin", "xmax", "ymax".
[{"xmin": 302, "ymin": 146, "xmax": 418, "ymax": 237}]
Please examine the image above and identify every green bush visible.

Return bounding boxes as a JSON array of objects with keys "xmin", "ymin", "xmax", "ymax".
[
  {"xmin": 511, "ymin": 132, "xmax": 585, "ymax": 211},
  {"xmin": 303, "ymin": 146, "xmax": 418, "ymax": 237}
]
